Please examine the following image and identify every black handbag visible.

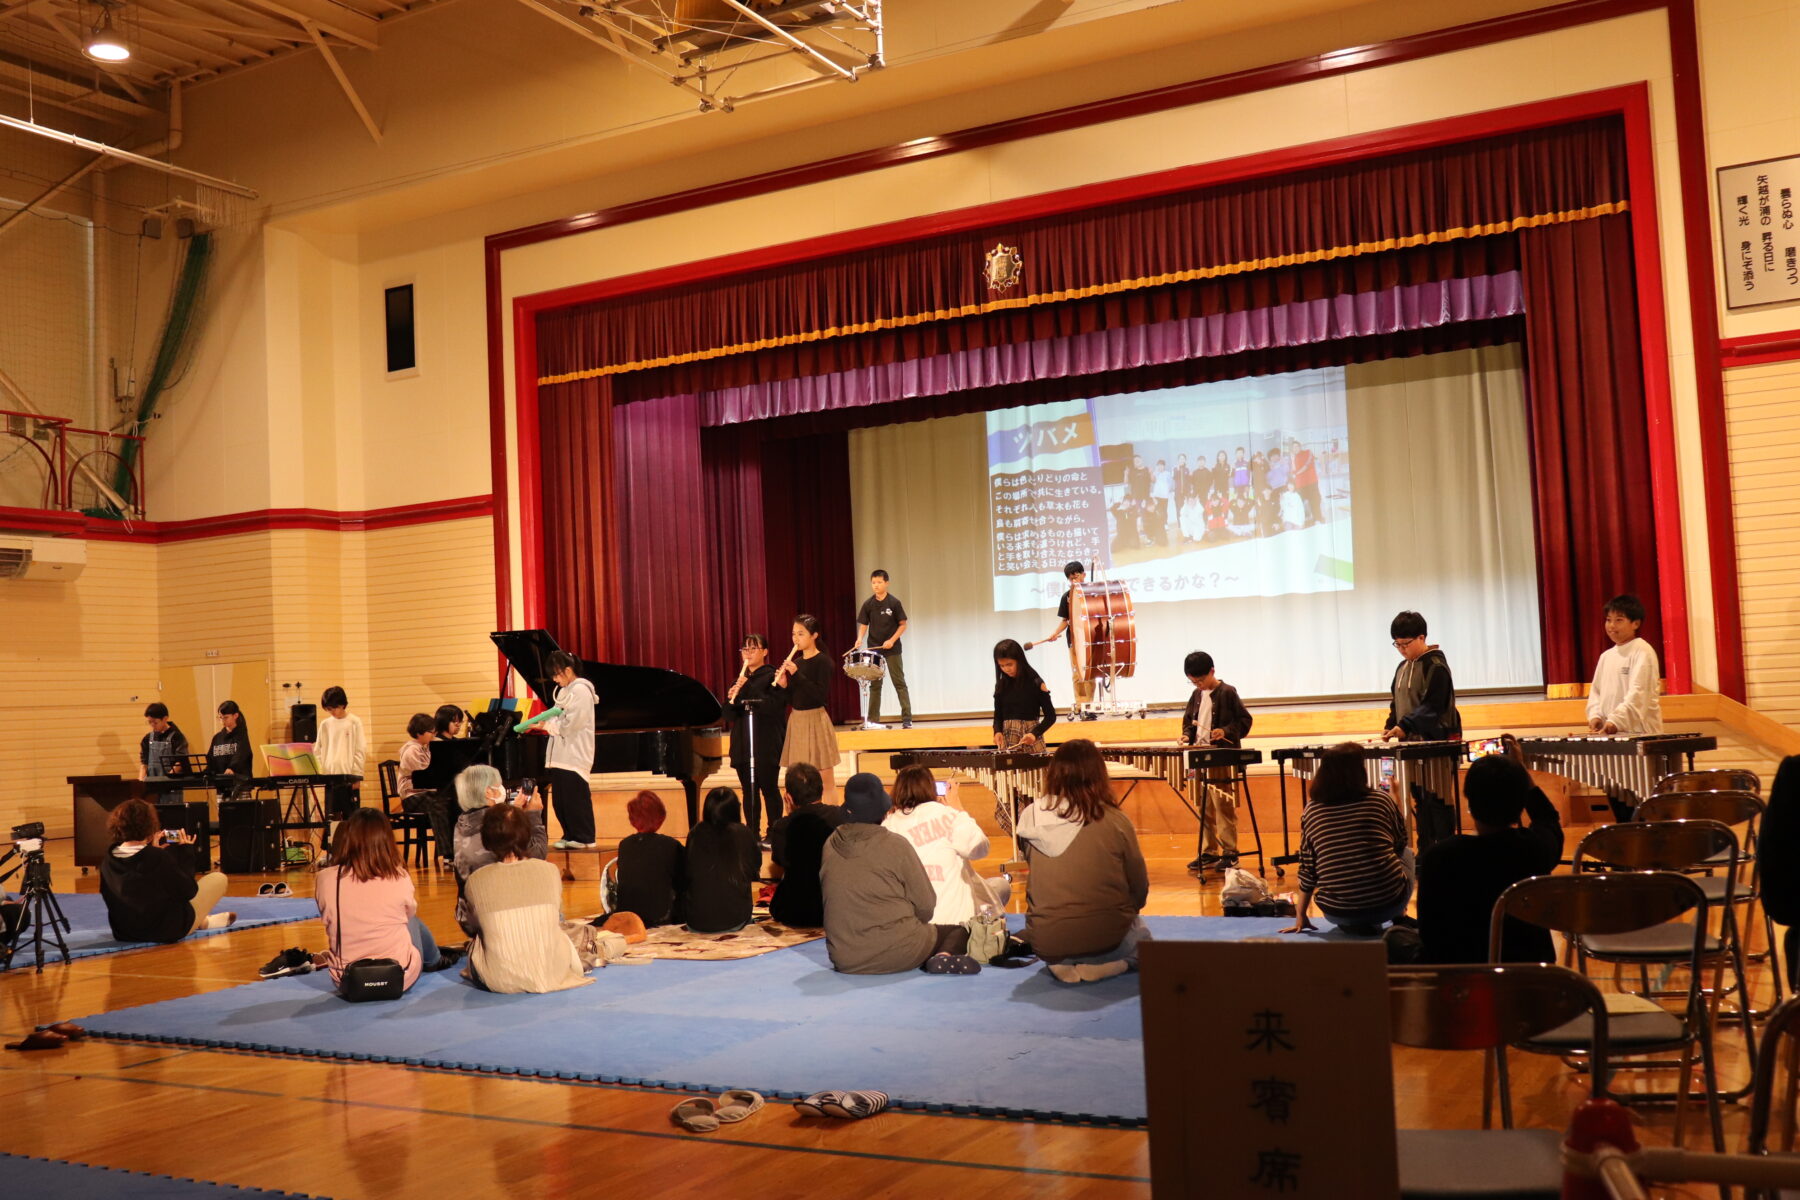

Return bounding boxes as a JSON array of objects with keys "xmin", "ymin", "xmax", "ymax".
[{"xmin": 333, "ymin": 870, "xmax": 406, "ymax": 1003}]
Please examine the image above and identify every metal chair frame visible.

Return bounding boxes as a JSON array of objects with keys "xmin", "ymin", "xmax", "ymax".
[
  {"xmin": 1638, "ymin": 789, "xmax": 1781, "ymax": 1014},
  {"xmin": 1746, "ymin": 994, "xmax": 1800, "ymax": 1199},
  {"xmin": 1491, "ymin": 871, "xmax": 1727, "ymax": 1151},
  {"xmin": 377, "ymin": 758, "xmax": 434, "ymax": 868}
]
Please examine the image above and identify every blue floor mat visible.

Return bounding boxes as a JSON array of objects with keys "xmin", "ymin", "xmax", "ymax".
[
  {"xmin": 61, "ymin": 915, "xmax": 1301, "ymax": 1124},
  {"xmin": 0, "ymin": 1153, "xmax": 325, "ymax": 1198},
  {"xmin": 13, "ymin": 893, "xmax": 317, "ymax": 964}
]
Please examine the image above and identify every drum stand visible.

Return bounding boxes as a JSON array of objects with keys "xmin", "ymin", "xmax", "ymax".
[
  {"xmin": 842, "ymin": 651, "xmax": 888, "ymax": 732},
  {"xmin": 1075, "ymin": 669, "xmax": 1147, "ymax": 721}
]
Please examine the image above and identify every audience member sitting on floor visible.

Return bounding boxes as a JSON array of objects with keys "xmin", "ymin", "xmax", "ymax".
[
  {"xmin": 767, "ymin": 762, "xmax": 844, "ymax": 928},
  {"xmin": 396, "ymin": 711, "xmax": 457, "ymax": 868},
  {"xmin": 1283, "ymin": 743, "xmax": 1414, "ymax": 938},
  {"xmin": 684, "ymin": 787, "xmax": 761, "ymax": 933},
  {"xmin": 882, "ymin": 766, "xmax": 1004, "ymax": 925},
  {"xmin": 1416, "ymin": 736, "xmax": 1564, "ymax": 964},
  {"xmin": 317, "ymin": 808, "xmax": 459, "ymax": 995},
  {"xmin": 462, "ymin": 803, "xmax": 592, "ymax": 994},
  {"xmin": 100, "ymin": 798, "xmax": 235, "ymax": 943},
  {"xmin": 820, "ymin": 773, "xmax": 980, "ymax": 975},
  {"xmin": 613, "ymin": 791, "xmax": 685, "ymax": 927},
  {"xmin": 453, "ymin": 764, "xmax": 548, "ymax": 936},
  {"xmin": 1016, "ymin": 739, "xmax": 1149, "ymax": 984}
]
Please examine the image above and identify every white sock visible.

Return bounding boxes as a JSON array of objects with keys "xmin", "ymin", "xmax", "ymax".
[{"xmin": 202, "ymin": 912, "xmax": 237, "ymax": 930}]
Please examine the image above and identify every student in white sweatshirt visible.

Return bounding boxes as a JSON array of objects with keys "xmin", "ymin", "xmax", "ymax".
[
  {"xmin": 1586, "ymin": 593, "xmax": 1663, "ymax": 736},
  {"xmin": 314, "ymin": 686, "xmax": 367, "ymax": 815},
  {"xmin": 537, "ymin": 650, "xmax": 598, "ymax": 850},
  {"xmin": 881, "ymin": 766, "xmax": 997, "ymax": 926}
]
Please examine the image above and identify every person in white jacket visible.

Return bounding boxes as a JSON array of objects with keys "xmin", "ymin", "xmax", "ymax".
[
  {"xmin": 314, "ymin": 685, "xmax": 367, "ymax": 816},
  {"xmin": 1586, "ymin": 594, "xmax": 1663, "ymax": 736},
  {"xmin": 881, "ymin": 766, "xmax": 1002, "ymax": 926}
]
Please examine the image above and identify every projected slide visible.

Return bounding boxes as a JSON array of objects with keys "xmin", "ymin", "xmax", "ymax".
[{"xmin": 987, "ymin": 369, "xmax": 1353, "ymax": 611}]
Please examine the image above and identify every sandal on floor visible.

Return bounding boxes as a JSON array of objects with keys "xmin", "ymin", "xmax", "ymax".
[
  {"xmin": 670, "ymin": 1097, "xmax": 720, "ymax": 1133},
  {"xmin": 819, "ymin": 1090, "xmax": 889, "ymax": 1120},
  {"xmin": 44, "ymin": 1022, "xmax": 87, "ymax": 1040},
  {"xmin": 715, "ymin": 1089, "xmax": 765, "ymax": 1122},
  {"xmin": 792, "ymin": 1090, "xmax": 844, "ymax": 1119},
  {"xmin": 6, "ymin": 1030, "xmax": 67, "ymax": 1052}
]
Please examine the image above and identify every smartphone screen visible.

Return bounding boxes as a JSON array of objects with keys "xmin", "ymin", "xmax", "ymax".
[{"xmin": 934, "ymin": 781, "xmax": 949, "ymax": 797}]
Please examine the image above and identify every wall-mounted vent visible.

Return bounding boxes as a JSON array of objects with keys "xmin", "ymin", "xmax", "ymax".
[{"xmin": 0, "ymin": 535, "xmax": 87, "ymax": 581}]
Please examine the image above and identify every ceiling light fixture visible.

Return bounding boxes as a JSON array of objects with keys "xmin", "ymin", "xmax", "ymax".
[{"xmin": 84, "ymin": 4, "xmax": 131, "ymax": 62}]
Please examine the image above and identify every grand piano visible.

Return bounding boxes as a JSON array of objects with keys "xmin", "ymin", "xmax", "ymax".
[{"xmin": 414, "ymin": 630, "xmax": 726, "ymax": 823}]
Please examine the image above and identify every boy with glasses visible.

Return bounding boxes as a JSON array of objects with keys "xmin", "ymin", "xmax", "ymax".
[{"xmin": 1382, "ymin": 610, "xmax": 1462, "ymax": 849}]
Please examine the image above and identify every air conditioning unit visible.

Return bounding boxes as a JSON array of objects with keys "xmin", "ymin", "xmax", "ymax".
[{"xmin": 0, "ymin": 535, "xmax": 87, "ymax": 581}]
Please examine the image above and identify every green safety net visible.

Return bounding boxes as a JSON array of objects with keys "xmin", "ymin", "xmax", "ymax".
[{"xmin": 87, "ymin": 231, "xmax": 213, "ymax": 519}]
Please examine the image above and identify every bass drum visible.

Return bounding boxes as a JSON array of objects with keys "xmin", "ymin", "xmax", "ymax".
[{"xmin": 1069, "ymin": 581, "xmax": 1137, "ymax": 682}]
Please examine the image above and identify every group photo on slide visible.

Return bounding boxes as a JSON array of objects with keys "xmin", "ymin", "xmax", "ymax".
[{"xmin": 7, "ymin": 5, "xmax": 1800, "ymax": 1196}]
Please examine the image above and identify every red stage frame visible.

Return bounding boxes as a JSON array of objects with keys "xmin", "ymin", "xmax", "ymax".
[{"xmin": 488, "ymin": 0, "xmax": 1728, "ymax": 697}]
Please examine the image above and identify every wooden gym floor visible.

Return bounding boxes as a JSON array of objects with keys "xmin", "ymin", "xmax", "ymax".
[{"xmin": 0, "ymin": 808, "xmax": 1782, "ymax": 1199}]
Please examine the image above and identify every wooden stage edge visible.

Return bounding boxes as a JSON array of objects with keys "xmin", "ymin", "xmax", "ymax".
[{"xmin": 828, "ymin": 689, "xmax": 1798, "ymax": 760}]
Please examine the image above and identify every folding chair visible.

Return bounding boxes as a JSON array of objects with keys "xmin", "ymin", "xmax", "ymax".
[
  {"xmin": 1747, "ymin": 994, "xmax": 1800, "ymax": 1199},
  {"xmin": 1390, "ymin": 964, "xmax": 1609, "ymax": 1200},
  {"xmin": 1492, "ymin": 872, "xmax": 1726, "ymax": 1150},
  {"xmin": 377, "ymin": 759, "xmax": 433, "ymax": 868}
]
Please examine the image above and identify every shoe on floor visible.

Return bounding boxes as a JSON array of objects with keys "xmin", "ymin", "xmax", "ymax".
[
  {"xmin": 259, "ymin": 947, "xmax": 316, "ymax": 979},
  {"xmin": 670, "ymin": 1097, "xmax": 720, "ymax": 1133},
  {"xmin": 902, "ymin": 720, "xmax": 913, "ymax": 729},
  {"xmin": 861, "ymin": 721, "xmax": 888, "ymax": 731},
  {"xmin": 6, "ymin": 1030, "xmax": 67, "ymax": 1051},
  {"xmin": 819, "ymin": 1090, "xmax": 889, "ymax": 1120},
  {"xmin": 792, "ymin": 1090, "xmax": 845, "ymax": 1119},
  {"xmin": 426, "ymin": 945, "xmax": 467, "ymax": 972},
  {"xmin": 715, "ymin": 1089, "xmax": 765, "ymax": 1122},
  {"xmin": 44, "ymin": 1022, "xmax": 87, "ymax": 1041}
]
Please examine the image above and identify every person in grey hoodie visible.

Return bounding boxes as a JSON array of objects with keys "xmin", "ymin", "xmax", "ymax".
[
  {"xmin": 1016, "ymin": 739, "xmax": 1151, "ymax": 984},
  {"xmin": 820, "ymin": 773, "xmax": 979, "ymax": 975}
]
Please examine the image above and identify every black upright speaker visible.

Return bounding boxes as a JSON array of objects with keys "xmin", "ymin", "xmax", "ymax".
[
  {"xmin": 218, "ymin": 799, "xmax": 280, "ymax": 873},
  {"xmin": 291, "ymin": 703, "xmax": 318, "ymax": 742}
]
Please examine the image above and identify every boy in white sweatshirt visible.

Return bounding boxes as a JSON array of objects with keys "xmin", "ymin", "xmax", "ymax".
[
  {"xmin": 1586, "ymin": 593, "xmax": 1663, "ymax": 737},
  {"xmin": 314, "ymin": 685, "xmax": 367, "ymax": 815}
]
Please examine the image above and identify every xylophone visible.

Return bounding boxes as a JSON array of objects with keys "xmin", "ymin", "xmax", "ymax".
[
  {"xmin": 1269, "ymin": 739, "xmax": 1467, "ymax": 862},
  {"xmin": 1515, "ymin": 733, "xmax": 1717, "ymax": 813},
  {"xmin": 888, "ymin": 749, "xmax": 1049, "ymax": 840},
  {"xmin": 1094, "ymin": 744, "xmax": 1267, "ymax": 873}
]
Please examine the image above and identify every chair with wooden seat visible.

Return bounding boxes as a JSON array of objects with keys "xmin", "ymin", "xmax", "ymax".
[
  {"xmin": 1639, "ymin": 789, "xmax": 1779, "ymax": 1011},
  {"xmin": 1571, "ymin": 818, "xmax": 1757, "ymax": 1087},
  {"xmin": 1389, "ymin": 964, "xmax": 1609, "ymax": 1200},
  {"xmin": 377, "ymin": 758, "xmax": 433, "ymax": 868},
  {"xmin": 1491, "ymin": 871, "xmax": 1727, "ymax": 1150}
]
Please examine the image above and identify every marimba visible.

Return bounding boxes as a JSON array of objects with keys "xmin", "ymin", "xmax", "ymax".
[
  {"xmin": 1270, "ymin": 739, "xmax": 1467, "ymax": 862},
  {"xmin": 1094, "ymin": 745, "xmax": 1267, "ymax": 873},
  {"xmin": 1516, "ymin": 733, "xmax": 1717, "ymax": 814}
]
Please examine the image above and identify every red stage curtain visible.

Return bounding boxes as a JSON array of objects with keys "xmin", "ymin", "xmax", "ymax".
[
  {"xmin": 701, "ymin": 423, "xmax": 769, "ymax": 655},
  {"xmin": 538, "ymin": 376, "xmax": 619, "ymax": 659},
  {"xmin": 760, "ymin": 432, "xmax": 859, "ymax": 722},
  {"xmin": 1519, "ymin": 213, "xmax": 1662, "ymax": 683},
  {"xmin": 538, "ymin": 120, "xmax": 1624, "ymax": 382}
]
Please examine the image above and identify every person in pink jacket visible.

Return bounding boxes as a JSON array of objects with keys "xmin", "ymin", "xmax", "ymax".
[{"xmin": 315, "ymin": 809, "xmax": 457, "ymax": 993}]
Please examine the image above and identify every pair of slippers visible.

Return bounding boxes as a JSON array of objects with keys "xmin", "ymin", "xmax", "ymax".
[
  {"xmin": 670, "ymin": 1089, "xmax": 765, "ymax": 1132},
  {"xmin": 792, "ymin": 1090, "xmax": 889, "ymax": 1120},
  {"xmin": 7, "ymin": 1022, "xmax": 86, "ymax": 1052},
  {"xmin": 256, "ymin": 883, "xmax": 293, "ymax": 897}
]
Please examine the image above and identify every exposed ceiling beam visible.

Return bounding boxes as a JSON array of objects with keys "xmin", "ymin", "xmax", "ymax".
[
  {"xmin": 0, "ymin": 76, "xmax": 137, "ymax": 125},
  {"xmin": 511, "ymin": 0, "xmax": 719, "ymax": 108},
  {"xmin": 239, "ymin": 0, "xmax": 375, "ymax": 49},
  {"xmin": 0, "ymin": 0, "xmax": 59, "ymax": 21},
  {"xmin": 130, "ymin": 12, "xmax": 306, "ymax": 42},
  {"xmin": 40, "ymin": 13, "xmax": 153, "ymax": 98},
  {"xmin": 303, "ymin": 16, "xmax": 379, "ymax": 142},
  {"xmin": 0, "ymin": 54, "xmax": 161, "ymax": 118}
]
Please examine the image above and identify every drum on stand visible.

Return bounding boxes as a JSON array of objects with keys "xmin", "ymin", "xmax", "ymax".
[
  {"xmin": 842, "ymin": 649, "xmax": 887, "ymax": 729},
  {"xmin": 1070, "ymin": 580, "xmax": 1140, "ymax": 717}
]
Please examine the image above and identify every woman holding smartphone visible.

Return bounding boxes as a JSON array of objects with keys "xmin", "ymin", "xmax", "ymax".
[
  {"xmin": 99, "ymin": 798, "xmax": 236, "ymax": 943},
  {"xmin": 881, "ymin": 765, "xmax": 1003, "ymax": 927}
]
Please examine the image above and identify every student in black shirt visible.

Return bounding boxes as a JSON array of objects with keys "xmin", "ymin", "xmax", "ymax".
[
  {"xmin": 992, "ymin": 639, "xmax": 1055, "ymax": 750},
  {"xmin": 855, "ymin": 569, "xmax": 912, "ymax": 729},
  {"xmin": 137, "ymin": 702, "xmax": 190, "ymax": 800},
  {"xmin": 1025, "ymin": 561, "xmax": 1094, "ymax": 712},
  {"xmin": 613, "ymin": 791, "xmax": 685, "ymax": 927},
  {"xmin": 1415, "ymin": 741, "xmax": 1563, "ymax": 964},
  {"xmin": 776, "ymin": 614, "xmax": 840, "ymax": 797},
  {"xmin": 768, "ymin": 763, "xmax": 845, "ymax": 927},
  {"xmin": 727, "ymin": 632, "xmax": 788, "ymax": 843},
  {"xmin": 684, "ymin": 788, "xmax": 761, "ymax": 933},
  {"xmin": 1382, "ymin": 609, "xmax": 1463, "ymax": 849},
  {"xmin": 207, "ymin": 700, "xmax": 254, "ymax": 785},
  {"xmin": 1178, "ymin": 651, "xmax": 1253, "ymax": 874}
]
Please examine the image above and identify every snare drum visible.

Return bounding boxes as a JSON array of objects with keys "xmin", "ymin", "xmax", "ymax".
[{"xmin": 842, "ymin": 648, "xmax": 887, "ymax": 682}]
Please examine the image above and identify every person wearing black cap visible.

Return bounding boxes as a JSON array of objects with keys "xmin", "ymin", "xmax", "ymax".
[
  {"xmin": 1025, "ymin": 561, "xmax": 1094, "ymax": 713},
  {"xmin": 819, "ymin": 773, "xmax": 979, "ymax": 975}
]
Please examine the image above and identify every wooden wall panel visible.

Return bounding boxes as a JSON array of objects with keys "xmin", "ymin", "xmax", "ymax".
[
  {"xmin": 1726, "ymin": 363, "xmax": 1800, "ymax": 739},
  {"xmin": 0, "ymin": 540, "xmax": 161, "ymax": 835}
]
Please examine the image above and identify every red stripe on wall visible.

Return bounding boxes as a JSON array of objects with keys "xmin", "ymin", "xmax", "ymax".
[{"xmin": 50, "ymin": 494, "xmax": 496, "ymax": 544}]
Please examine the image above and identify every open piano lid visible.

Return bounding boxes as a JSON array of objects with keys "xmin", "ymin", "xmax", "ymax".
[{"xmin": 491, "ymin": 629, "xmax": 723, "ymax": 732}]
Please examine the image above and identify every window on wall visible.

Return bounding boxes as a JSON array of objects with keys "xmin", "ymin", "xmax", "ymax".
[{"xmin": 384, "ymin": 284, "xmax": 416, "ymax": 374}]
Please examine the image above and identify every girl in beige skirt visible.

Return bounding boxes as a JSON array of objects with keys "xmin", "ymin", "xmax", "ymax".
[{"xmin": 776, "ymin": 614, "xmax": 840, "ymax": 797}]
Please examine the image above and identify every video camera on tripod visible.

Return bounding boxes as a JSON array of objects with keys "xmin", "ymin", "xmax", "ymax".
[{"xmin": 1, "ymin": 819, "xmax": 71, "ymax": 972}]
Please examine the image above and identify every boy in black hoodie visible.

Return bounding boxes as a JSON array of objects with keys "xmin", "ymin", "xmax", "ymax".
[
  {"xmin": 1382, "ymin": 610, "xmax": 1462, "ymax": 848},
  {"xmin": 1179, "ymin": 650, "xmax": 1254, "ymax": 874}
]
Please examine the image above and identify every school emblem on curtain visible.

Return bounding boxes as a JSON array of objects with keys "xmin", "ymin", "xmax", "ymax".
[{"xmin": 983, "ymin": 242, "xmax": 1024, "ymax": 293}]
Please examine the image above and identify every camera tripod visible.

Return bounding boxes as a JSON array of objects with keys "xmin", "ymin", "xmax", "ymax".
[{"xmin": 0, "ymin": 846, "xmax": 71, "ymax": 973}]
